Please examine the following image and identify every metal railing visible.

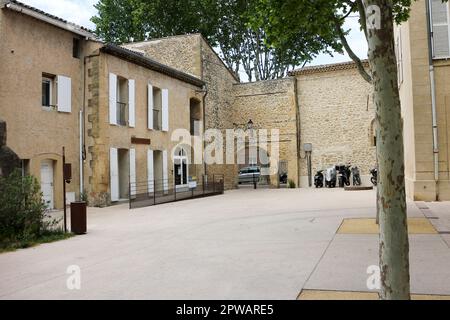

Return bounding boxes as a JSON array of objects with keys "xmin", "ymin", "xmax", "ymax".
[
  {"xmin": 117, "ymin": 102, "xmax": 127, "ymax": 126},
  {"xmin": 153, "ymin": 109, "xmax": 161, "ymax": 130},
  {"xmin": 129, "ymin": 175, "xmax": 224, "ymax": 209}
]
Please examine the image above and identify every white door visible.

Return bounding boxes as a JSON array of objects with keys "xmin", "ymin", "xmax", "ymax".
[
  {"xmin": 40, "ymin": 160, "xmax": 54, "ymax": 209},
  {"xmin": 110, "ymin": 148, "xmax": 119, "ymax": 202}
]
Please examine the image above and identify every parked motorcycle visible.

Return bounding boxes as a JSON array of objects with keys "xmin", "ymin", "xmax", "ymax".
[
  {"xmin": 352, "ymin": 166, "xmax": 362, "ymax": 186},
  {"xmin": 370, "ymin": 167, "xmax": 378, "ymax": 186},
  {"xmin": 314, "ymin": 170, "xmax": 324, "ymax": 188},
  {"xmin": 337, "ymin": 164, "xmax": 351, "ymax": 188},
  {"xmin": 325, "ymin": 167, "xmax": 337, "ymax": 188},
  {"xmin": 279, "ymin": 172, "xmax": 288, "ymax": 184}
]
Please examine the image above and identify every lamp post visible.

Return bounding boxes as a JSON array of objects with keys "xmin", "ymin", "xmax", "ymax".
[{"xmin": 304, "ymin": 143, "xmax": 313, "ymax": 187}]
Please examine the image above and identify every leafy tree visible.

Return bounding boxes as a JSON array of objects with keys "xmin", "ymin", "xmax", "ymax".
[
  {"xmin": 252, "ymin": 0, "xmax": 448, "ymax": 300},
  {"xmin": 0, "ymin": 170, "xmax": 59, "ymax": 248},
  {"xmin": 90, "ymin": 0, "xmax": 332, "ymax": 81}
]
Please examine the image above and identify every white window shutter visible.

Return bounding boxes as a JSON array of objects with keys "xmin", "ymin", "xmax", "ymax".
[
  {"xmin": 162, "ymin": 150, "xmax": 168, "ymax": 192},
  {"xmin": 162, "ymin": 89, "xmax": 169, "ymax": 132},
  {"xmin": 128, "ymin": 79, "xmax": 135, "ymax": 127},
  {"xmin": 57, "ymin": 75, "xmax": 71, "ymax": 113},
  {"xmin": 109, "ymin": 73, "xmax": 117, "ymax": 125},
  {"xmin": 431, "ymin": 0, "xmax": 450, "ymax": 57},
  {"xmin": 148, "ymin": 84, "xmax": 154, "ymax": 130},
  {"xmin": 110, "ymin": 148, "xmax": 119, "ymax": 202},
  {"xmin": 129, "ymin": 148, "xmax": 136, "ymax": 196},
  {"xmin": 147, "ymin": 149, "xmax": 154, "ymax": 193}
]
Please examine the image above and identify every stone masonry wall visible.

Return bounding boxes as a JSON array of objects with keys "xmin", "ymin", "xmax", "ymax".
[
  {"xmin": 231, "ymin": 79, "xmax": 299, "ymax": 187},
  {"xmin": 295, "ymin": 68, "xmax": 376, "ymax": 187}
]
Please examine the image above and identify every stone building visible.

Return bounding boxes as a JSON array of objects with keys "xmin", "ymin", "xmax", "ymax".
[
  {"xmin": 126, "ymin": 35, "xmax": 375, "ymax": 189},
  {"xmin": 7, "ymin": 0, "xmax": 445, "ymax": 206},
  {"xmin": 394, "ymin": 0, "xmax": 450, "ymax": 201},
  {"xmin": 0, "ymin": 0, "xmax": 97, "ymax": 209},
  {"xmin": 0, "ymin": 1, "xmax": 207, "ymax": 208}
]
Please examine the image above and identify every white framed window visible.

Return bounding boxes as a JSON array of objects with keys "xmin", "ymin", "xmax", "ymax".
[
  {"xmin": 42, "ymin": 75, "xmax": 55, "ymax": 109},
  {"xmin": 430, "ymin": 0, "xmax": 450, "ymax": 59},
  {"xmin": 109, "ymin": 73, "xmax": 134, "ymax": 127},
  {"xmin": 41, "ymin": 74, "xmax": 71, "ymax": 112},
  {"xmin": 395, "ymin": 33, "xmax": 403, "ymax": 85}
]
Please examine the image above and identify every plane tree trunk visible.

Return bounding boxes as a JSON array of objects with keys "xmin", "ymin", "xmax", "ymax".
[{"xmin": 364, "ymin": 0, "xmax": 411, "ymax": 300}]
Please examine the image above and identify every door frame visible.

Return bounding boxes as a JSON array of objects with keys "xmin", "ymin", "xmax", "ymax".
[
  {"xmin": 40, "ymin": 159, "xmax": 54, "ymax": 210},
  {"xmin": 173, "ymin": 147, "xmax": 189, "ymax": 189}
]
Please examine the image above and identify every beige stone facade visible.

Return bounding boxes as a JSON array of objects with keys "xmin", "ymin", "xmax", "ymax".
[
  {"xmin": 84, "ymin": 46, "xmax": 205, "ymax": 206},
  {"xmin": 292, "ymin": 64, "xmax": 376, "ymax": 187},
  {"xmin": 395, "ymin": 0, "xmax": 450, "ymax": 201},
  {"xmin": 0, "ymin": 3, "xmax": 96, "ymax": 209}
]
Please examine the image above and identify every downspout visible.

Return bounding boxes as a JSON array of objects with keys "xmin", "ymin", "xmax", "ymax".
[
  {"xmin": 426, "ymin": 0, "xmax": 440, "ymax": 201},
  {"xmin": 202, "ymin": 85, "xmax": 208, "ymax": 177}
]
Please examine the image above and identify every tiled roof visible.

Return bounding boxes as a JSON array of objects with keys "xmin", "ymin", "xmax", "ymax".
[
  {"xmin": 2, "ymin": 0, "xmax": 96, "ymax": 37},
  {"xmin": 289, "ymin": 60, "xmax": 369, "ymax": 76}
]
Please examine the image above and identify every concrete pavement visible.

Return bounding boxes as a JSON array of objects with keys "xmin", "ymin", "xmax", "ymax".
[{"xmin": 0, "ymin": 188, "xmax": 449, "ymax": 299}]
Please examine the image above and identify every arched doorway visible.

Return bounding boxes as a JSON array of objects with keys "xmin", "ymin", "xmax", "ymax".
[{"xmin": 174, "ymin": 146, "xmax": 189, "ymax": 188}]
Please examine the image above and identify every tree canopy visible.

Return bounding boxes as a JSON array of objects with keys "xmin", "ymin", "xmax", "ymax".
[{"xmin": 91, "ymin": 0, "xmax": 340, "ymax": 81}]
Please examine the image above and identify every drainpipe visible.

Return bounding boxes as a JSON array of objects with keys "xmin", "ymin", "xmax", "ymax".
[
  {"xmin": 426, "ymin": 0, "xmax": 440, "ymax": 201},
  {"xmin": 202, "ymin": 85, "xmax": 208, "ymax": 177},
  {"xmin": 79, "ymin": 109, "xmax": 83, "ymax": 196}
]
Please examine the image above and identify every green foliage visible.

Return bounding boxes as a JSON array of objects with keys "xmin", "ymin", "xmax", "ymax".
[
  {"xmin": 288, "ymin": 179, "xmax": 296, "ymax": 189},
  {"xmin": 90, "ymin": 0, "xmax": 334, "ymax": 80},
  {"xmin": 0, "ymin": 169, "xmax": 62, "ymax": 249}
]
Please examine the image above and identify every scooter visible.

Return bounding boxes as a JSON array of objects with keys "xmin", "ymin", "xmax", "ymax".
[
  {"xmin": 370, "ymin": 167, "xmax": 378, "ymax": 186},
  {"xmin": 337, "ymin": 165, "xmax": 351, "ymax": 188},
  {"xmin": 314, "ymin": 170, "xmax": 324, "ymax": 188},
  {"xmin": 279, "ymin": 172, "xmax": 288, "ymax": 184},
  {"xmin": 352, "ymin": 166, "xmax": 362, "ymax": 186},
  {"xmin": 325, "ymin": 167, "xmax": 337, "ymax": 188}
]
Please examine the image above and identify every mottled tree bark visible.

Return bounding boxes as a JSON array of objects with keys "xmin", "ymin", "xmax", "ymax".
[{"xmin": 364, "ymin": 0, "xmax": 411, "ymax": 300}]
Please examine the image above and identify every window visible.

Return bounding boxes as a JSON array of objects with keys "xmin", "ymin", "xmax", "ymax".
[
  {"xmin": 190, "ymin": 98, "xmax": 202, "ymax": 136},
  {"xmin": 431, "ymin": 0, "xmax": 450, "ymax": 58},
  {"xmin": 42, "ymin": 74, "xmax": 55, "ymax": 108},
  {"xmin": 153, "ymin": 87, "xmax": 162, "ymax": 130},
  {"xmin": 395, "ymin": 33, "xmax": 403, "ymax": 85},
  {"xmin": 116, "ymin": 77, "xmax": 129, "ymax": 126},
  {"xmin": 109, "ymin": 74, "xmax": 134, "ymax": 127},
  {"xmin": 73, "ymin": 38, "xmax": 81, "ymax": 59}
]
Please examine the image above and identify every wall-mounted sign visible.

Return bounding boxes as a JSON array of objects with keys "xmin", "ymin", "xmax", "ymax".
[{"xmin": 131, "ymin": 137, "xmax": 151, "ymax": 145}]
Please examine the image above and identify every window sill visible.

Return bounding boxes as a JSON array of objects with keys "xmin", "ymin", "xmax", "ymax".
[{"xmin": 42, "ymin": 106, "xmax": 56, "ymax": 111}]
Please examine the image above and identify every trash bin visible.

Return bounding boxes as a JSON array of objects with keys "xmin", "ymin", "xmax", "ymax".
[{"xmin": 70, "ymin": 202, "xmax": 87, "ymax": 235}]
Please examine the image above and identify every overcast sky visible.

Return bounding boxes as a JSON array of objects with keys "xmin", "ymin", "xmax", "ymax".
[{"xmin": 22, "ymin": 0, "xmax": 368, "ymax": 68}]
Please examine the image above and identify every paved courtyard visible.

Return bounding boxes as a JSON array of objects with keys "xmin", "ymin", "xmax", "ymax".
[{"xmin": 1, "ymin": 188, "xmax": 450, "ymax": 300}]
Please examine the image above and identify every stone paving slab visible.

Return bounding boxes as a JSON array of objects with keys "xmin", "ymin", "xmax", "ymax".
[
  {"xmin": 304, "ymin": 234, "xmax": 450, "ymax": 295},
  {"xmin": 298, "ymin": 290, "xmax": 450, "ymax": 300},
  {"xmin": 337, "ymin": 218, "xmax": 438, "ymax": 235}
]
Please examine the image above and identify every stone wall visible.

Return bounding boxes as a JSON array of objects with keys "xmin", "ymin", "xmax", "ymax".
[
  {"xmin": 124, "ymin": 35, "xmax": 202, "ymax": 78},
  {"xmin": 231, "ymin": 79, "xmax": 299, "ymax": 187},
  {"xmin": 294, "ymin": 67, "xmax": 376, "ymax": 187}
]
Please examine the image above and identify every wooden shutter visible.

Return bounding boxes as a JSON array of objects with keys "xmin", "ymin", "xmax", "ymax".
[
  {"xmin": 110, "ymin": 148, "xmax": 119, "ymax": 202},
  {"xmin": 148, "ymin": 84, "xmax": 154, "ymax": 130},
  {"xmin": 57, "ymin": 75, "xmax": 71, "ymax": 113},
  {"xmin": 147, "ymin": 149, "xmax": 154, "ymax": 193},
  {"xmin": 128, "ymin": 79, "xmax": 135, "ymax": 127},
  {"xmin": 109, "ymin": 73, "xmax": 117, "ymax": 125},
  {"xmin": 129, "ymin": 148, "xmax": 136, "ymax": 196},
  {"xmin": 162, "ymin": 150, "xmax": 168, "ymax": 192},
  {"xmin": 431, "ymin": 0, "xmax": 450, "ymax": 58},
  {"xmin": 162, "ymin": 89, "xmax": 169, "ymax": 132}
]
